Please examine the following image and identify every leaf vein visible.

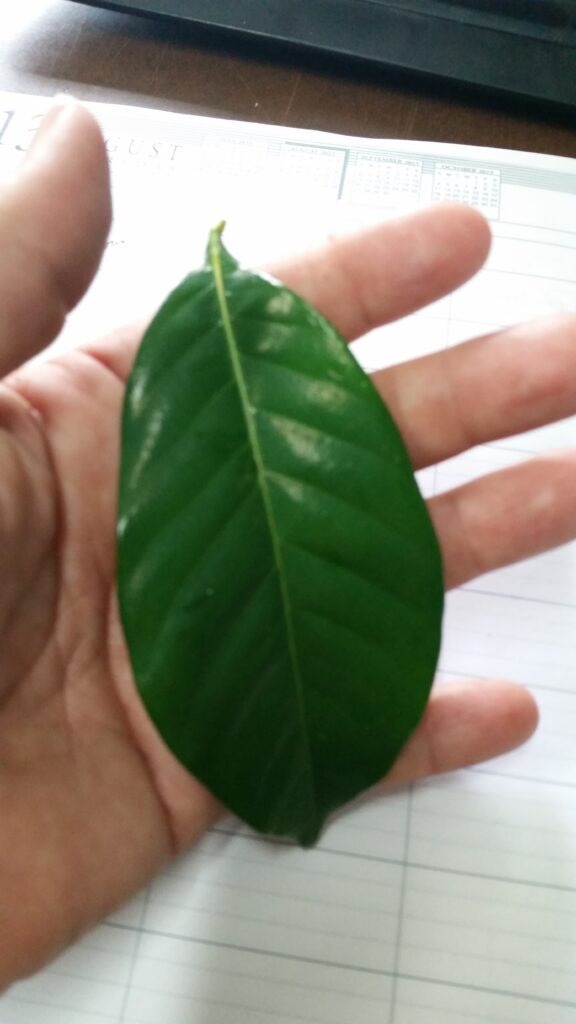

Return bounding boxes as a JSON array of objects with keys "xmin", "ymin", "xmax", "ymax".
[
  {"xmin": 256, "ymin": 404, "xmax": 389, "ymax": 460},
  {"xmin": 128, "ymin": 434, "xmax": 250, "ymax": 547},
  {"xmin": 282, "ymin": 536, "xmax": 420, "ymax": 619},
  {"xmin": 141, "ymin": 485, "xmax": 262, "ymax": 667},
  {"xmin": 300, "ymin": 604, "xmax": 396, "ymax": 659},
  {"xmin": 266, "ymin": 466, "xmax": 395, "ymax": 537},
  {"xmin": 239, "ymin": 346, "xmax": 355, "ymax": 391},
  {"xmin": 136, "ymin": 278, "xmax": 217, "ymax": 405}
]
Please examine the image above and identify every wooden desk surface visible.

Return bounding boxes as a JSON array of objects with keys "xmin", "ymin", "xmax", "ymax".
[{"xmin": 1, "ymin": 1, "xmax": 575, "ymax": 158}]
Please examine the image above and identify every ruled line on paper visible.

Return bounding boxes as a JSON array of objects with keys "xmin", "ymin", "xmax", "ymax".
[
  {"xmin": 462, "ymin": 588, "xmax": 576, "ymax": 611},
  {"xmin": 388, "ymin": 797, "xmax": 412, "ymax": 1024},
  {"xmin": 499, "ymin": 219, "xmax": 576, "ymax": 236},
  {"xmin": 3, "ymin": 995, "xmax": 119, "ymax": 1022},
  {"xmin": 101, "ymin": 923, "xmax": 393, "ymax": 977},
  {"xmin": 482, "ymin": 268, "xmax": 576, "ymax": 285},
  {"xmin": 57, "ymin": 922, "xmax": 576, "ymax": 1014},
  {"xmin": 117, "ymin": 889, "xmax": 152, "ymax": 1022},
  {"xmin": 120, "ymin": 820, "xmax": 576, "ymax": 895}
]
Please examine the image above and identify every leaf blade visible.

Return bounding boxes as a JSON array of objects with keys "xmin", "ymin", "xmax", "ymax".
[{"xmin": 118, "ymin": 229, "xmax": 443, "ymax": 845}]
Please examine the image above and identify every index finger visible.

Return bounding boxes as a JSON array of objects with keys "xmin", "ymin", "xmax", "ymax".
[{"xmin": 272, "ymin": 204, "xmax": 491, "ymax": 341}]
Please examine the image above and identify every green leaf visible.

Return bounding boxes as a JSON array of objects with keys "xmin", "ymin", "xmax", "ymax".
[{"xmin": 117, "ymin": 226, "xmax": 443, "ymax": 846}]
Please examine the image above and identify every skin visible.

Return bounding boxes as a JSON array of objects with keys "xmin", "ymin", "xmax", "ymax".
[{"xmin": 1, "ymin": 99, "xmax": 576, "ymax": 988}]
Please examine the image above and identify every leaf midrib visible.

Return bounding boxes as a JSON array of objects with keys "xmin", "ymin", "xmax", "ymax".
[{"xmin": 209, "ymin": 232, "xmax": 318, "ymax": 824}]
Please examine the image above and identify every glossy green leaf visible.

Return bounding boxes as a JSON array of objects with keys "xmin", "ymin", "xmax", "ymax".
[{"xmin": 117, "ymin": 226, "xmax": 443, "ymax": 846}]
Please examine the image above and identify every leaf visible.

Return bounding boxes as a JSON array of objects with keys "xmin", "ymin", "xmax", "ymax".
[{"xmin": 117, "ymin": 225, "xmax": 443, "ymax": 846}]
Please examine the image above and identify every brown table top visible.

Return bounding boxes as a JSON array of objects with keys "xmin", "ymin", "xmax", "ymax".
[{"xmin": 1, "ymin": 2, "xmax": 575, "ymax": 158}]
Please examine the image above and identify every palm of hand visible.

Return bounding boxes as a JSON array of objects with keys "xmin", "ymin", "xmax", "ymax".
[
  {"xmin": 2, "ymin": 100, "xmax": 575, "ymax": 988},
  {"xmin": 0, "ymin": 353, "xmax": 171, "ymax": 979}
]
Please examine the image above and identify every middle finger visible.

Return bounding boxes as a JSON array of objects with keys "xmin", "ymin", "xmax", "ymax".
[{"xmin": 373, "ymin": 315, "xmax": 576, "ymax": 469}]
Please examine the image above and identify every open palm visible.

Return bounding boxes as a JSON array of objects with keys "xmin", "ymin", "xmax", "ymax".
[{"xmin": 2, "ymin": 101, "xmax": 575, "ymax": 988}]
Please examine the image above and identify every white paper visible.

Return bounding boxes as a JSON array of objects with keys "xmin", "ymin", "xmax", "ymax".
[{"xmin": 1, "ymin": 92, "xmax": 575, "ymax": 1024}]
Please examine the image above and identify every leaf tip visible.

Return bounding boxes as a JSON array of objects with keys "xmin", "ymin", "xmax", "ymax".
[
  {"xmin": 297, "ymin": 822, "xmax": 323, "ymax": 849},
  {"xmin": 206, "ymin": 221, "xmax": 239, "ymax": 274},
  {"xmin": 213, "ymin": 220, "xmax": 227, "ymax": 242},
  {"xmin": 205, "ymin": 220, "xmax": 225, "ymax": 260}
]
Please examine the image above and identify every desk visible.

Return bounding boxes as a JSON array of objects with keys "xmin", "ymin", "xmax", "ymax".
[{"xmin": 1, "ymin": 1, "xmax": 575, "ymax": 158}]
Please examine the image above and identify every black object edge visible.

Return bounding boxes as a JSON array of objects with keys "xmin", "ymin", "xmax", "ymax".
[{"xmin": 71, "ymin": 0, "xmax": 576, "ymax": 110}]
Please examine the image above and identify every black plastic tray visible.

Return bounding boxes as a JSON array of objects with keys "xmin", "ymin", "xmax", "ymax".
[{"xmin": 73, "ymin": 0, "xmax": 576, "ymax": 109}]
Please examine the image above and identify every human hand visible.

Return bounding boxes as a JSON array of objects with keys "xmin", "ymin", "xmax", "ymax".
[{"xmin": 1, "ymin": 100, "xmax": 575, "ymax": 987}]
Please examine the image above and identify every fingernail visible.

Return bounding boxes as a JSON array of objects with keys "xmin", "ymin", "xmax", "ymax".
[{"xmin": 24, "ymin": 95, "xmax": 80, "ymax": 166}]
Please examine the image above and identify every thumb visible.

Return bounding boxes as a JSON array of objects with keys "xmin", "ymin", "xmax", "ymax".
[{"xmin": 0, "ymin": 97, "xmax": 111, "ymax": 378}]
